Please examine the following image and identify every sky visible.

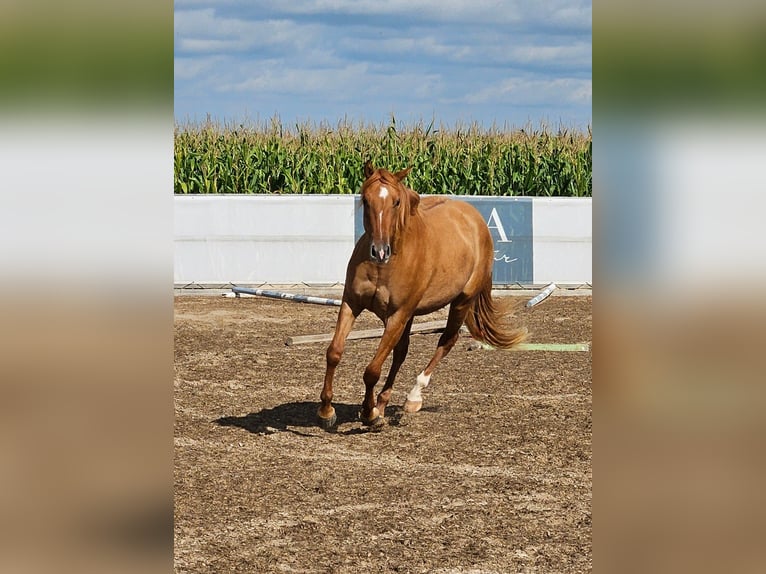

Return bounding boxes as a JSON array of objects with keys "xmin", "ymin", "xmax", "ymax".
[{"xmin": 174, "ymin": 0, "xmax": 592, "ymax": 130}]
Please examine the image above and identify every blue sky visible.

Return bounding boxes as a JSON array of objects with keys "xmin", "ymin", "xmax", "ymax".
[{"xmin": 174, "ymin": 1, "xmax": 591, "ymax": 130}]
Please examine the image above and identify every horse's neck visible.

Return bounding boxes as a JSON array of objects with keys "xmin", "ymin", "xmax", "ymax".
[{"xmin": 395, "ymin": 211, "xmax": 425, "ymax": 249}]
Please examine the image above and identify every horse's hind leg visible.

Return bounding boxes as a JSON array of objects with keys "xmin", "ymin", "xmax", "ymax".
[
  {"xmin": 404, "ymin": 301, "xmax": 470, "ymax": 414},
  {"xmin": 375, "ymin": 317, "xmax": 414, "ymax": 418},
  {"xmin": 318, "ymin": 301, "xmax": 359, "ymax": 429}
]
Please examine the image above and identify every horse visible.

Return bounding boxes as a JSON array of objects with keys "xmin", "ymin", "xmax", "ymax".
[{"xmin": 317, "ymin": 161, "xmax": 527, "ymax": 429}]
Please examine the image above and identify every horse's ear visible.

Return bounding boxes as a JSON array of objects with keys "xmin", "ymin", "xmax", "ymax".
[
  {"xmin": 394, "ymin": 167, "xmax": 411, "ymax": 181},
  {"xmin": 363, "ymin": 160, "xmax": 375, "ymax": 179}
]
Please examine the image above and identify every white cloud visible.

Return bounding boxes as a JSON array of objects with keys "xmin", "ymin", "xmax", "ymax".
[
  {"xmin": 174, "ymin": 56, "xmax": 223, "ymax": 80},
  {"xmin": 485, "ymin": 41, "xmax": 592, "ymax": 69},
  {"xmin": 174, "ymin": 0, "xmax": 591, "ymax": 30},
  {"xmin": 220, "ymin": 63, "xmax": 370, "ymax": 96},
  {"xmin": 339, "ymin": 34, "xmax": 461, "ymax": 60},
  {"xmin": 175, "ymin": 9, "xmax": 321, "ymax": 55},
  {"xmin": 218, "ymin": 61, "xmax": 443, "ymax": 102},
  {"xmin": 549, "ymin": 5, "xmax": 592, "ymax": 29},
  {"xmin": 173, "ymin": 1, "xmax": 592, "ymax": 127},
  {"xmin": 464, "ymin": 77, "xmax": 592, "ymax": 106},
  {"xmin": 178, "ymin": 38, "xmax": 249, "ymax": 53},
  {"xmin": 567, "ymin": 79, "xmax": 592, "ymax": 104}
]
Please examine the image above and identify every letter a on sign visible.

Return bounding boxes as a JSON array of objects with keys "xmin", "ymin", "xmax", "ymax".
[{"xmin": 486, "ymin": 207, "xmax": 511, "ymax": 243}]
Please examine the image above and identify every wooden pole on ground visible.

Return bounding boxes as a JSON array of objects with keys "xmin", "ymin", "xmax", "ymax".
[
  {"xmin": 286, "ymin": 322, "xmax": 589, "ymax": 351},
  {"xmin": 285, "ymin": 320, "xmax": 459, "ymax": 346}
]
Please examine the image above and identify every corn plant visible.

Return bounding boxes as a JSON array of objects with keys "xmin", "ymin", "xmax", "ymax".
[{"xmin": 174, "ymin": 117, "xmax": 592, "ymax": 197}]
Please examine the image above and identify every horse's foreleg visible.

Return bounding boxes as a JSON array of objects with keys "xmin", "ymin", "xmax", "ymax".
[
  {"xmin": 318, "ymin": 301, "xmax": 358, "ymax": 428},
  {"xmin": 375, "ymin": 317, "xmax": 414, "ymax": 418},
  {"xmin": 404, "ymin": 303, "xmax": 469, "ymax": 414},
  {"xmin": 360, "ymin": 313, "xmax": 412, "ymax": 426}
]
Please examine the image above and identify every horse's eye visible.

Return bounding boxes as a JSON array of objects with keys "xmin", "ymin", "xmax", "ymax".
[{"xmin": 394, "ymin": 199, "xmax": 400, "ymax": 208}]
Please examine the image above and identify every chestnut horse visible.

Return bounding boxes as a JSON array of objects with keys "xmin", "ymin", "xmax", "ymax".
[{"xmin": 317, "ymin": 161, "xmax": 527, "ymax": 428}]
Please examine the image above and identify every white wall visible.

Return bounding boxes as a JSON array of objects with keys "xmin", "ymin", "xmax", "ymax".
[
  {"xmin": 174, "ymin": 195, "xmax": 591, "ymax": 286},
  {"xmin": 532, "ymin": 198, "xmax": 592, "ymax": 284},
  {"xmin": 175, "ymin": 196, "xmax": 355, "ymax": 284}
]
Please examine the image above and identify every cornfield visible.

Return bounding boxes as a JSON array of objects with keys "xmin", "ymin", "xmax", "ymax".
[{"xmin": 174, "ymin": 117, "xmax": 591, "ymax": 196}]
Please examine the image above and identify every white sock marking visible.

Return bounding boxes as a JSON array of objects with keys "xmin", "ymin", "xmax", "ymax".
[
  {"xmin": 379, "ymin": 186, "xmax": 389, "ymax": 199},
  {"xmin": 406, "ymin": 371, "xmax": 431, "ymax": 403}
]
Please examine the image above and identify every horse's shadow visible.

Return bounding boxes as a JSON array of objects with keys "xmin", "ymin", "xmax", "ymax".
[{"xmin": 215, "ymin": 401, "xmax": 435, "ymax": 436}]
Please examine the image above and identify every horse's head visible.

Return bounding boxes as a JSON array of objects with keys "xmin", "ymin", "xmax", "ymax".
[{"xmin": 360, "ymin": 160, "xmax": 419, "ymax": 264}]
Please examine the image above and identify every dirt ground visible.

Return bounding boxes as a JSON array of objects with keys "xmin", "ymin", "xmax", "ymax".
[{"xmin": 174, "ymin": 293, "xmax": 592, "ymax": 573}]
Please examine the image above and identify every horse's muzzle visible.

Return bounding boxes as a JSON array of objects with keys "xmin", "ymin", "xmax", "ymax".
[{"xmin": 370, "ymin": 242, "xmax": 391, "ymax": 264}]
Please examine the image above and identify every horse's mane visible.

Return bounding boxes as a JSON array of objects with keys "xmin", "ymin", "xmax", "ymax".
[{"xmin": 373, "ymin": 169, "xmax": 400, "ymax": 188}]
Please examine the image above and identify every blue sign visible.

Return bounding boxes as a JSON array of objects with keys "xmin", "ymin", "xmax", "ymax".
[{"xmin": 353, "ymin": 196, "xmax": 533, "ymax": 284}]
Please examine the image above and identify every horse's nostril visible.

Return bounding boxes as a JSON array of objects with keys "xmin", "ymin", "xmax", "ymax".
[{"xmin": 370, "ymin": 242, "xmax": 390, "ymax": 262}]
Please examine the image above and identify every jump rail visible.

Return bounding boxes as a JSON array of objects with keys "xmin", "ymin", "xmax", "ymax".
[{"xmin": 231, "ymin": 286, "xmax": 342, "ymax": 306}]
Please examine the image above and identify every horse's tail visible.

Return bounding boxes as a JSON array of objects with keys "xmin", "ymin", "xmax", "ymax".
[{"xmin": 464, "ymin": 282, "xmax": 528, "ymax": 349}]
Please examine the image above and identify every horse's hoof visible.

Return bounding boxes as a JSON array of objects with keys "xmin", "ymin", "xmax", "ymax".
[
  {"xmin": 359, "ymin": 407, "xmax": 381, "ymax": 426},
  {"xmin": 318, "ymin": 413, "xmax": 337, "ymax": 429},
  {"xmin": 403, "ymin": 399, "xmax": 423, "ymax": 413},
  {"xmin": 317, "ymin": 409, "xmax": 337, "ymax": 429}
]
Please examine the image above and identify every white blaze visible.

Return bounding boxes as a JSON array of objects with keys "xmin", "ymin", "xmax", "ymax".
[
  {"xmin": 378, "ymin": 186, "xmax": 389, "ymax": 199},
  {"xmin": 406, "ymin": 371, "xmax": 431, "ymax": 403}
]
